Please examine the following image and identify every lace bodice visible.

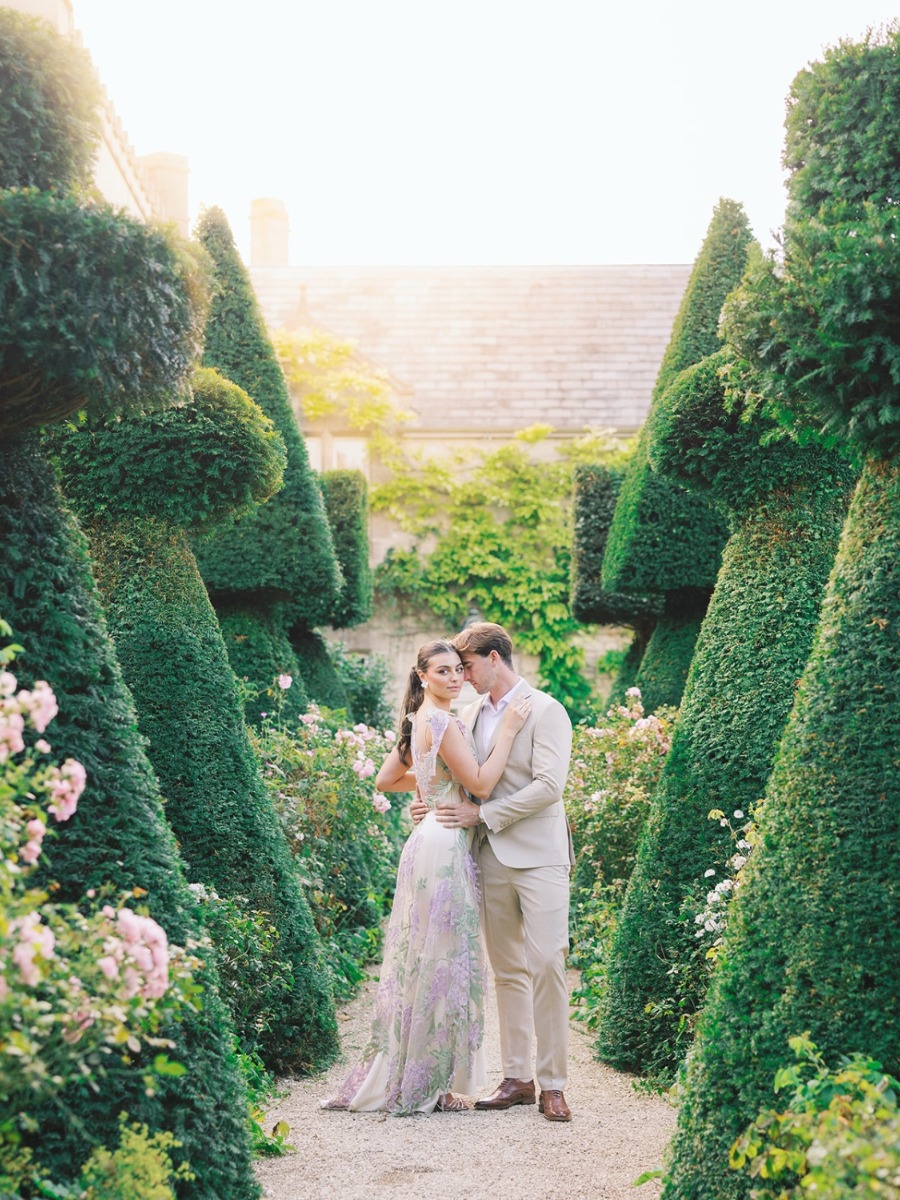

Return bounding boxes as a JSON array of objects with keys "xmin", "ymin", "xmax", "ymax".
[{"xmin": 410, "ymin": 706, "xmax": 474, "ymax": 808}]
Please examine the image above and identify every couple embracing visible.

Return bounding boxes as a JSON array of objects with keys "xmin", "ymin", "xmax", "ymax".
[{"xmin": 324, "ymin": 622, "xmax": 574, "ymax": 1122}]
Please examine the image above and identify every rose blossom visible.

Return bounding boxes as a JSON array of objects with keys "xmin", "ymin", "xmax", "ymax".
[{"xmin": 278, "ymin": 674, "xmax": 292, "ymax": 690}]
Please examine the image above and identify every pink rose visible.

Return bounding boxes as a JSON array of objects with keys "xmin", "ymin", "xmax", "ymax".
[{"xmin": 278, "ymin": 674, "xmax": 292, "ymax": 690}]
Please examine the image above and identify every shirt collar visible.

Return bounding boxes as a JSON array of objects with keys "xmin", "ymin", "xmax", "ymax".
[{"xmin": 482, "ymin": 676, "xmax": 525, "ymax": 715}]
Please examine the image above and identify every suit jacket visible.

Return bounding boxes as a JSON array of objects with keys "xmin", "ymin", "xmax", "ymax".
[{"xmin": 463, "ymin": 682, "xmax": 574, "ymax": 869}]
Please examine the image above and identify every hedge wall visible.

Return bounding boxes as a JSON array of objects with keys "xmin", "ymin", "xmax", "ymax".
[
  {"xmin": 193, "ymin": 207, "xmax": 341, "ymax": 623},
  {"xmin": 56, "ymin": 379, "xmax": 339, "ymax": 1074},
  {"xmin": 0, "ymin": 435, "xmax": 258, "ymax": 1200},
  {"xmin": 596, "ymin": 352, "xmax": 855, "ymax": 1079},
  {"xmin": 321, "ymin": 468, "xmax": 373, "ymax": 629},
  {"xmin": 664, "ymin": 31, "xmax": 900, "ymax": 1198}
]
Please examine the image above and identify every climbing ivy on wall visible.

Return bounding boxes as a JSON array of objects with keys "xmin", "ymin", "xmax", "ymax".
[{"xmin": 373, "ymin": 426, "xmax": 627, "ymax": 716}]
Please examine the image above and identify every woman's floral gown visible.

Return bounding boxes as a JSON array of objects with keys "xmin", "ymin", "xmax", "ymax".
[{"xmin": 324, "ymin": 706, "xmax": 487, "ymax": 1113}]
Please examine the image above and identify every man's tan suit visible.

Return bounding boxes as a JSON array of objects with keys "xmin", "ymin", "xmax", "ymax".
[{"xmin": 464, "ymin": 681, "xmax": 573, "ymax": 1091}]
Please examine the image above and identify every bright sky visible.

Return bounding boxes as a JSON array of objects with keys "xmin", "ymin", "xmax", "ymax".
[{"xmin": 72, "ymin": 0, "xmax": 897, "ymax": 266}]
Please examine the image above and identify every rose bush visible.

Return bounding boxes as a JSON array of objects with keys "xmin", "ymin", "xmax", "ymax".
[
  {"xmin": 251, "ymin": 703, "xmax": 407, "ymax": 998},
  {"xmin": 564, "ymin": 688, "xmax": 675, "ymax": 1029},
  {"xmin": 0, "ymin": 631, "xmax": 198, "ymax": 1198}
]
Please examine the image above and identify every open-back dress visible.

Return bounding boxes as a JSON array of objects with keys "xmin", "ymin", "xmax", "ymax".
[{"xmin": 323, "ymin": 705, "xmax": 487, "ymax": 1114}]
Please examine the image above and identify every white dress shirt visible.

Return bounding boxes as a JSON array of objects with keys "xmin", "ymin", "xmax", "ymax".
[{"xmin": 478, "ymin": 677, "xmax": 526, "ymax": 759}]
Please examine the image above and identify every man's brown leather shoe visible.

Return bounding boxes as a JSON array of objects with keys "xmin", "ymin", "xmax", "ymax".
[
  {"xmin": 474, "ymin": 1077, "xmax": 536, "ymax": 1109},
  {"xmin": 538, "ymin": 1090, "xmax": 572, "ymax": 1121}
]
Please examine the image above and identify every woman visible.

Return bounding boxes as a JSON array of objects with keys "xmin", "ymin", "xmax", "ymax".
[{"xmin": 323, "ymin": 639, "xmax": 530, "ymax": 1114}]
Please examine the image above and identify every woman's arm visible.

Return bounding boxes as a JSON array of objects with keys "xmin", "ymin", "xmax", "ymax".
[
  {"xmin": 435, "ymin": 697, "xmax": 530, "ymax": 800},
  {"xmin": 375, "ymin": 745, "xmax": 417, "ymax": 792}
]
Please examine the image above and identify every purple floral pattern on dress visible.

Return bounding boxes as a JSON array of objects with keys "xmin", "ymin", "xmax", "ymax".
[{"xmin": 323, "ymin": 707, "xmax": 486, "ymax": 1115}]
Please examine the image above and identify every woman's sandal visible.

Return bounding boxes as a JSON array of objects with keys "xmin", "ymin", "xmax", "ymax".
[{"xmin": 435, "ymin": 1092, "xmax": 469, "ymax": 1112}]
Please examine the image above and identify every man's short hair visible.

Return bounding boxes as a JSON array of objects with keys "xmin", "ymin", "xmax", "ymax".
[{"xmin": 453, "ymin": 622, "xmax": 514, "ymax": 667}]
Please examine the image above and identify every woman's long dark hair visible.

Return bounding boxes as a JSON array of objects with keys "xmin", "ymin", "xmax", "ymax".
[{"xmin": 396, "ymin": 639, "xmax": 458, "ymax": 765}]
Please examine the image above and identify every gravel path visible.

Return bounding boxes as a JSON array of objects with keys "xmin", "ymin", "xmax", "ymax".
[{"xmin": 255, "ymin": 968, "xmax": 676, "ymax": 1200}]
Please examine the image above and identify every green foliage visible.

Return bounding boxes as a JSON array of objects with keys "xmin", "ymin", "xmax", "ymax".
[
  {"xmin": 604, "ymin": 636, "xmax": 648, "ymax": 707},
  {"xmin": 252, "ymin": 709, "xmax": 406, "ymax": 999},
  {"xmin": 0, "ymin": 192, "xmax": 205, "ymax": 435},
  {"xmin": 321, "ymin": 469, "xmax": 373, "ymax": 629},
  {"xmin": 0, "ymin": 435, "xmax": 258, "ymax": 1200},
  {"xmin": 597, "ymin": 425, "xmax": 854, "ymax": 1080},
  {"xmin": 662, "ymin": 459, "xmax": 900, "ymax": 1200},
  {"xmin": 273, "ymin": 325, "xmax": 413, "ymax": 449},
  {"xmin": 290, "ymin": 628, "xmax": 349, "ymax": 711},
  {"xmin": 326, "ymin": 642, "xmax": 393, "ymax": 729},
  {"xmin": 77, "ymin": 1117, "xmax": 193, "ymax": 1200},
  {"xmin": 374, "ymin": 427, "xmax": 624, "ymax": 716},
  {"xmin": 632, "ymin": 604, "xmax": 706, "ymax": 713},
  {"xmin": 81, "ymin": 511, "xmax": 338, "ymax": 1073},
  {"xmin": 570, "ymin": 461, "xmax": 663, "ymax": 626},
  {"xmin": 187, "ymin": 883, "xmax": 295, "ymax": 1064},
  {"xmin": 0, "ymin": 9, "xmax": 101, "ymax": 193},
  {"xmin": 193, "ymin": 207, "xmax": 341, "ymax": 621},
  {"xmin": 722, "ymin": 30, "xmax": 900, "ymax": 459},
  {"xmin": 215, "ymin": 605, "xmax": 309, "ymax": 727},
  {"xmin": 51, "ymin": 367, "xmax": 286, "ymax": 531},
  {"xmin": 602, "ymin": 199, "xmax": 752, "ymax": 596},
  {"xmin": 565, "ymin": 691, "xmax": 676, "ymax": 1031},
  {"xmin": 730, "ymin": 1037, "xmax": 900, "ymax": 1200}
]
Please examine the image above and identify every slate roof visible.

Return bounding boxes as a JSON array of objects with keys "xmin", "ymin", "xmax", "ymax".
[{"xmin": 250, "ymin": 264, "xmax": 691, "ymax": 434}]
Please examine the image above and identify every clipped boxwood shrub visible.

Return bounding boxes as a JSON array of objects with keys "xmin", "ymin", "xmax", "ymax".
[
  {"xmin": 321, "ymin": 468, "xmax": 373, "ymax": 629},
  {"xmin": 291, "ymin": 627, "xmax": 350, "ymax": 712},
  {"xmin": 570, "ymin": 461, "xmax": 663, "ymax": 627},
  {"xmin": 217, "ymin": 603, "xmax": 310, "ymax": 725},
  {"xmin": 0, "ymin": 8, "xmax": 100, "ymax": 192},
  {"xmin": 663, "ymin": 459, "xmax": 899, "ymax": 1200},
  {"xmin": 664, "ymin": 32, "xmax": 900, "ymax": 1199},
  {"xmin": 631, "ymin": 596, "xmax": 705, "ymax": 713},
  {"xmin": 0, "ymin": 434, "xmax": 258, "ymax": 1200},
  {"xmin": 600, "ymin": 199, "xmax": 751, "ymax": 597},
  {"xmin": 596, "ymin": 351, "xmax": 855, "ymax": 1080},
  {"xmin": 0, "ymin": 191, "xmax": 203, "ymax": 435},
  {"xmin": 193, "ymin": 207, "xmax": 341, "ymax": 621},
  {"xmin": 55, "ymin": 374, "xmax": 339, "ymax": 1073}
]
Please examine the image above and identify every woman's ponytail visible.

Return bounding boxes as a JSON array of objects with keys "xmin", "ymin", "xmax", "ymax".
[{"xmin": 396, "ymin": 667, "xmax": 424, "ymax": 765}]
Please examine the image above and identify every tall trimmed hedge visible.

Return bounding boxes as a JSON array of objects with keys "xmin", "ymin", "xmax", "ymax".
[
  {"xmin": 193, "ymin": 207, "xmax": 341, "ymax": 620},
  {"xmin": 321, "ymin": 468, "xmax": 373, "ymax": 629},
  {"xmin": 290, "ymin": 627, "xmax": 350, "ymax": 711},
  {"xmin": 664, "ymin": 30, "xmax": 900, "ymax": 1198},
  {"xmin": 570, "ymin": 460, "xmax": 662, "ymax": 704},
  {"xmin": 0, "ymin": 436, "xmax": 258, "ymax": 1200},
  {"xmin": 56, "ymin": 372, "xmax": 339, "ymax": 1073},
  {"xmin": 600, "ymin": 198, "xmax": 751, "ymax": 598},
  {"xmin": 0, "ymin": 16, "xmax": 257, "ymax": 1196},
  {"xmin": 596, "ymin": 350, "xmax": 855, "ymax": 1079},
  {"xmin": 217, "ymin": 603, "xmax": 310, "ymax": 724},
  {"xmin": 597, "ymin": 201, "xmax": 750, "ymax": 709},
  {"xmin": 192, "ymin": 208, "xmax": 342, "ymax": 719},
  {"xmin": 631, "ymin": 598, "xmax": 704, "ymax": 714}
]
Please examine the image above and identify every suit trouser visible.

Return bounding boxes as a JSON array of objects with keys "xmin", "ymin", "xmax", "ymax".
[{"xmin": 478, "ymin": 838, "xmax": 570, "ymax": 1091}]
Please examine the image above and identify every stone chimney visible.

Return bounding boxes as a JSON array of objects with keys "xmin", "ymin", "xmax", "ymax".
[
  {"xmin": 139, "ymin": 153, "xmax": 190, "ymax": 237},
  {"xmin": 250, "ymin": 198, "xmax": 289, "ymax": 267}
]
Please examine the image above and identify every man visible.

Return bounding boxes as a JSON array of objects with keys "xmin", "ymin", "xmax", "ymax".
[{"xmin": 415, "ymin": 622, "xmax": 574, "ymax": 1121}]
